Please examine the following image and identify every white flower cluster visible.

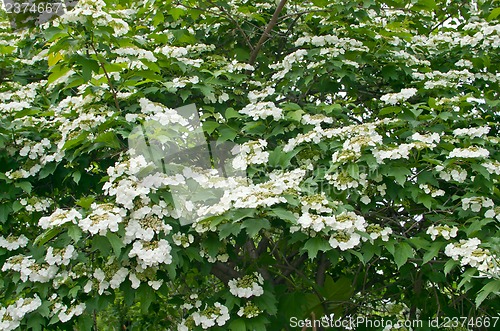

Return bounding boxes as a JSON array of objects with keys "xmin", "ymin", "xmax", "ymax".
[
  {"xmin": 301, "ymin": 114, "xmax": 334, "ymax": 126},
  {"xmin": 38, "ymin": 208, "xmax": 82, "ymax": 230},
  {"xmin": 380, "ymin": 88, "xmax": 418, "ymax": 105},
  {"xmin": 225, "ymin": 59, "xmax": 255, "ymax": 73},
  {"xmin": 192, "ymin": 302, "xmax": 230, "ymax": 329},
  {"xmin": 0, "ymin": 235, "xmax": 28, "ymax": 251},
  {"xmin": 45, "ymin": 245, "xmax": 77, "ymax": 266},
  {"xmin": 328, "ymin": 212, "xmax": 368, "ymax": 250},
  {"xmin": 435, "ymin": 165, "xmax": 467, "ymax": 183},
  {"xmin": 411, "ymin": 132, "xmax": 440, "ymax": 145},
  {"xmin": 462, "ymin": 196, "xmax": 494, "ymax": 212},
  {"xmin": 485, "ymin": 207, "xmax": 500, "ymax": 221},
  {"xmin": 372, "ymin": 143, "xmax": 415, "ymax": 164},
  {"xmin": 228, "ymin": 273, "xmax": 264, "ymax": 298},
  {"xmin": 114, "ymin": 47, "xmax": 157, "ymax": 62},
  {"xmin": 57, "ymin": 0, "xmax": 129, "ymax": 37},
  {"xmin": 445, "ymin": 238, "xmax": 499, "ymax": 277},
  {"xmin": 195, "ymin": 169, "xmax": 305, "ymax": 225},
  {"xmin": 79, "ymin": 203, "xmax": 125, "ymax": 236},
  {"xmin": 300, "ymin": 193, "xmax": 333, "ymax": 214},
  {"xmin": 239, "ymin": 101, "xmax": 283, "ymax": 120},
  {"xmin": 125, "ymin": 208, "xmax": 172, "ymax": 244},
  {"xmin": 2, "ymin": 255, "xmax": 58, "ymax": 283},
  {"xmin": 20, "ymin": 197, "xmax": 52, "ymax": 213},
  {"xmin": 247, "ymin": 86, "xmax": 274, "ymax": 102},
  {"xmin": 19, "ymin": 138, "xmax": 51, "ymax": 160},
  {"xmin": 237, "ymin": 302, "xmax": 262, "ymax": 318},
  {"xmin": 419, "ymin": 184, "xmax": 445, "ymax": 197},
  {"xmin": 138, "ymin": 98, "xmax": 189, "ymax": 126},
  {"xmin": 482, "ymin": 161, "xmax": 500, "ymax": 175},
  {"xmin": 128, "ymin": 239, "xmax": 172, "ymax": 269},
  {"xmin": 172, "ymin": 232, "xmax": 194, "ymax": 248},
  {"xmin": 269, "ymin": 49, "xmax": 308, "ymax": 80},
  {"xmin": 103, "ymin": 155, "xmax": 184, "ymax": 210},
  {"xmin": 326, "ymin": 172, "xmax": 367, "ymax": 191},
  {"xmin": 0, "ymin": 295, "xmax": 41, "ymax": 331},
  {"xmin": 52, "ymin": 302, "xmax": 86, "ymax": 323},
  {"xmin": 231, "ymin": 139, "xmax": 269, "ymax": 171},
  {"xmin": 363, "ymin": 224, "xmax": 392, "ymax": 242},
  {"xmin": 283, "ymin": 119, "xmax": 395, "ymax": 153},
  {"xmin": 426, "ymin": 225, "xmax": 458, "ymax": 240},
  {"xmin": 453, "ymin": 126, "xmax": 490, "ymax": 138}
]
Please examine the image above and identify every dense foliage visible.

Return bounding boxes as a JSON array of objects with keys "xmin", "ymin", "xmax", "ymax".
[{"xmin": 0, "ymin": 0, "xmax": 499, "ymax": 330}]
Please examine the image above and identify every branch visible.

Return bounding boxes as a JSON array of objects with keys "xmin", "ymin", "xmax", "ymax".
[
  {"xmin": 88, "ymin": 34, "xmax": 120, "ymax": 111},
  {"xmin": 248, "ymin": 0, "xmax": 288, "ymax": 65},
  {"xmin": 205, "ymin": 0, "xmax": 254, "ymax": 51},
  {"xmin": 211, "ymin": 262, "xmax": 240, "ymax": 284}
]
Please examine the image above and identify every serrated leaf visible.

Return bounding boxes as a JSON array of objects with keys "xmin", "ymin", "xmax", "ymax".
[
  {"xmin": 14, "ymin": 181, "xmax": 32, "ymax": 194},
  {"xmin": 270, "ymin": 208, "xmax": 296, "ymax": 222},
  {"xmin": 302, "ymin": 237, "xmax": 331, "ymax": 260},
  {"xmin": 229, "ymin": 319, "xmax": 246, "ymax": 331},
  {"xmin": 444, "ymin": 259, "xmax": 458, "ymax": 275},
  {"xmin": 422, "ymin": 241, "xmax": 443, "ymax": 264},
  {"xmin": 35, "ymin": 227, "xmax": 62, "ymax": 246},
  {"xmin": 219, "ymin": 223, "xmax": 241, "ymax": 239},
  {"xmin": 476, "ymin": 279, "xmax": 500, "ymax": 307},
  {"xmin": 106, "ymin": 232, "xmax": 124, "ymax": 257},
  {"xmin": 242, "ymin": 218, "xmax": 270, "ymax": 238},
  {"xmin": 393, "ymin": 242, "xmax": 414, "ymax": 269}
]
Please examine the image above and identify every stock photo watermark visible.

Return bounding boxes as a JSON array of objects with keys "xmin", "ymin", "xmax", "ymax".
[
  {"xmin": 1, "ymin": 0, "xmax": 77, "ymax": 29},
  {"xmin": 289, "ymin": 314, "xmax": 500, "ymax": 329}
]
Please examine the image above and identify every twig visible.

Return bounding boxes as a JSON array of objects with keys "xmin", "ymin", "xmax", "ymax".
[{"xmin": 249, "ymin": 0, "xmax": 288, "ymax": 65}]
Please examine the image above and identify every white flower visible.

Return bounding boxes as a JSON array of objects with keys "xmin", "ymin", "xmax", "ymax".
[
  {"xmin": 192, "ymin": 302, "xmax": 230, "ymax": 329},
  {"xmin": 45, "ymin": 245, "xmax": 77, "ymax": 266},
  {"xmin": 448, "ymin": 146, "xmax": 489, "ymax": 158},
  {"xmin": 426, "ymin": 224, "xmax": 458, "ymax": 240},
  {"xmin": 79, "ymin": 203, "xmax": 124, "ymax": 236},
  {"xmin": 239, "ymin": 102, "xmax": 283, "ymax": 120},
  {"xmin": 0, "ymin": 235, "xmax": 29, "ymax": 251},
  {"xmin": 38, "ymin": 208, "xmax": 82, "ymax": 230},
  {"xmin": 380, "ymin": 88, "xmax": 417, "ymax": 105},
  {"xmin": 329, "ymin": 231, "xmax": 361, "ymax": 250},
  {"xmin": 228, "ymin": 273, "xmax": 264, "ymax": 298},
  {"xmin": 128, "ymin": 239, "xmax": 172, "ymax": 269}
]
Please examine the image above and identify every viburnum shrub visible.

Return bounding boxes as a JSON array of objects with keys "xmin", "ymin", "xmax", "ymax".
[{"xmin": 0, "ymin": 0, "xmax": 499, "ymax": 330}]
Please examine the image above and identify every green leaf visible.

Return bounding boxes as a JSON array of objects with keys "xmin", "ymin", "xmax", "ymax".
[
  {"xmin": 76, "ymin": 196, "xmax": 95, "ymax": 209},
  {"xmin": 94, "ymin": 131, "xmax": 121, "ymax": 149},
  {"xmin": 422, "ymin": 241, "xmax": 443, "ymax": 264},
  {"xmin": 242, "ymin": 218, "xmax": 271, "ymax": 238},
  {"xmin": 225, "ymin": 108, "xmax": 241, "ymax": 120},
  {"xmin": 72, "ymin": 171, "xmax": 81, "ymax": 185},
  {"xmin": 0, "ymin": 204, "xmax": 12, "ymax": 223},
  {"xmin": 34, "ymin": 227, "xmax": 62, "ymax": 246},
  {"xmin": 137, "ymin": 284, "xmax": 155, "ymax": 313},
  {"xmin": 219, "ymin": 223, "xmax": 241, "ymax": 239},
  {"xmin": 476, "ymin": 279, "xmax": 500, "ymax": 307},
  {"xmin": 379, "ymin": 106, "xmax": 402, "ymax": 116},
  {"xmin": 444, "ymin": 259, "xmax": 458, "ymax": 275},
  {"xmin": 229, "ymin": 319, "xmax": 246, "ymax": 331},
  {"xmin": 203, "ymin": 121, "xmax": 219, "ymax": 134},
  {"xmin": 67, "ymin": 224, "xmax": 82, "ymax": 242},
  {"xmin": 92, "ymin": 235, "xmax": 112, "ymax": 254},
  {"xmin": 487, "ymin": 7, "xmax": 500, "ymax": 21},
  {"xmin": 106, "ymin": 232, "xmax": 124, "ymax": 257},
  {"xmin": 302, "ymin": 237, "xmax": 331, "ymax": 260},
  {"xmin": 382, "ymin": 166, "xmax": 411, "ymax": 186},
  {"xmin": 347, "ymin": 163, "xmax": 359, "ymax": 179},
  {"xmin": 14, "ymin": 181, "xmax": 32, "ymax": 194},
  {"xmin": 393, "ymin": 242, "xmax": 414, "ymax": 269},
  {"xmin": 270, "ymin": 208, "xmax": 297, "ymax": 223}
]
